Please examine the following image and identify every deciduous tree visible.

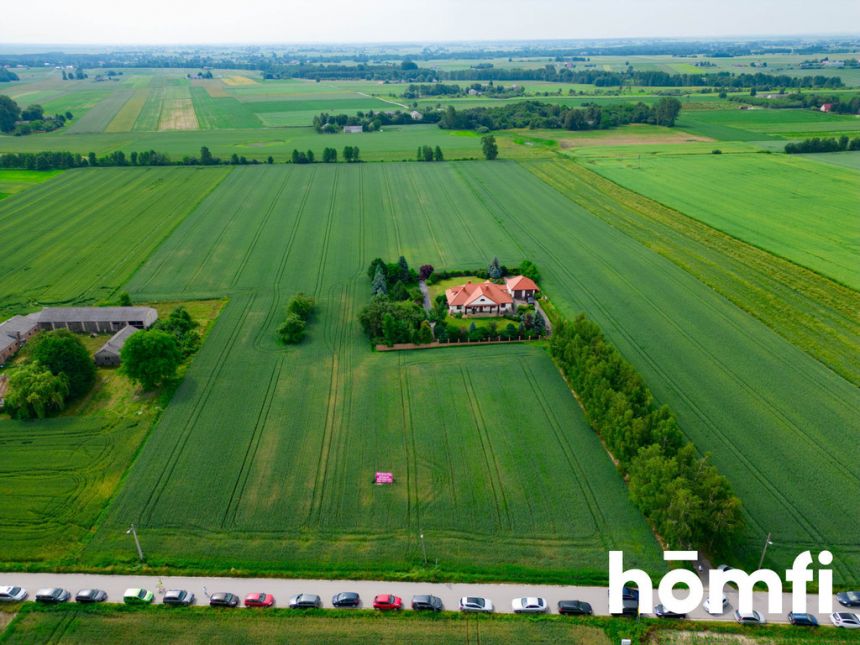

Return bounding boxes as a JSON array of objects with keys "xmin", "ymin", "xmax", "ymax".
[{"xmin": 121, "ymin": 330, "xmax": 181, "ymax": 390}]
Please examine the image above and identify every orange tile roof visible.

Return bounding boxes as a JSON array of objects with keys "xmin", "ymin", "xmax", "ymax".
[
  {"xmin": 505, "ymin": 275, "xmax": 539, "ymax": 292},
  {"xmin": 446, "ymin": 281, "xmax": 513, "ymax": 307}
]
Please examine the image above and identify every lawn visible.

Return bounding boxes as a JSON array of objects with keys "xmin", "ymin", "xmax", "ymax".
[{"xmin": 584, "ymin": 152, "xmax": 860, "ymax": 289}]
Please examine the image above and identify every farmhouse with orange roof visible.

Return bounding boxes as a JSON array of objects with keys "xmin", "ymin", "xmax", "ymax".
[{"xmin": 445, "ymin": 275, "xmax": 539, "ymax": 316}]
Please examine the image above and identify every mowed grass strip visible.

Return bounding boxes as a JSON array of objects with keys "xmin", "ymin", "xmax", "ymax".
[
  {"xmin": 525, "ymin": 158, "xmax": 860, "ymax": 386},
  {"xmin": 584, "ymin": 152, "xmax": 860, "ymax": 289},
  {"xmin": 0, "ymin": 166, "xmax": 230, "ymax": 317},
  {"xmin": 0, "ymin": 606, "xmax": 612, "ymax": 645}
]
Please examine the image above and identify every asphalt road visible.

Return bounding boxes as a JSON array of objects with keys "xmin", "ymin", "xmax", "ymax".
[{"xmin": 0, "ymin": 571, "xmax": 847, "ymax": 627}]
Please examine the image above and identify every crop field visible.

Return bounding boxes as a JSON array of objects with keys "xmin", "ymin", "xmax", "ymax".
[
  {"xmin": 38, "ymin": 163, "xmax": 658, "ymax": 582},
  {"xmin": 2, "ymin": 161, "xmax": 831, "ymax": 585},
  {"xmin": 105, "ymin": 88, "xmax": 150, "ymax": 132},
  {"xmin": 677, "ymin": 108, "xmax": 860, "ymax": 141},
  {"xmin": 190, "ymin": 87, "xmax": 261, "ymax": 129},
  {"xmin": 584, "ymin": 152, "xmax": 860, "ymax": 289},
  {"xmin": 0, "ymin": 166, "xmax": 229, "ymax": 319}
]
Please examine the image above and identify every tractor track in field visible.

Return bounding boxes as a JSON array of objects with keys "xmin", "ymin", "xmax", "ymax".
[
  {"xmin": 138, "ymin": 294, "xmax": 255, "ymax": 525},
  {"xmin": 380, "ymin": 164, "xmax": 403, "ymax": 252},
  {"xmin": 399, "ymin": 354, "xmax": 420, "ymax": 535},
  {"xmin": 222, "ymin": 358, "xmax": 283, "ymax": 528},
  {"xmin": 403, "ymin": 164, "xmax": 448, "ymax": 267},
  {"xmin": 230, "ymin": 168, "xmax": 297, "ymax": 288},
  {"xmin": 254, "ymin": 166, "xmax": 316, "ymax": 349},
  {"xmin": 462, "ymin": 162, "xmax": 838, "ymax": 562},
  {"xmin": 460, "ymin": 365, "xmax": 512, "ymax": 532},
  {"xmin": 519, "ymin": 361, "xmax": 606, "ymax": 539}
]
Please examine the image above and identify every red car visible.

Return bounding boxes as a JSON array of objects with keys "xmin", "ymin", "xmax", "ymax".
[
  {"xmin": 373, "ymin": 594, "xmax": 403, "ymax": 611},
  {"xmin": 244, "ymin": 592, "xmax": 275, "ymax": 607}
]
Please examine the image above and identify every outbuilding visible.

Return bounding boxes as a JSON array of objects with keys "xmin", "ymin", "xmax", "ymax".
[
  {"xmin": 94, "ymin": 325, "xmax": 139, "ymax": 367},
  {"xmin": 37, "ymin": 307, "xmax": 158, "ymax": 333}
]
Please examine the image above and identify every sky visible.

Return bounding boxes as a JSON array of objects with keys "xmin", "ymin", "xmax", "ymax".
[{"xmin": 1, "ymin": 0, "xmax": 857, "ymax": 45}]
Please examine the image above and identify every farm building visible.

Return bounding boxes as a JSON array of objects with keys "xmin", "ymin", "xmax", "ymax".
[
  {"xmin": 37, "ymin": 307, "xmax": 158, "ymax": 333},
  {"xmin": 446, "ymin": 281, "xmax": 514, "ymax": 316},
  {"xmin": 94, "ymin": 325, "xmax": 139, "ymax": 367},
  {"xmin": 0, "ymin": 314, "xmax": 39, "ymax": 364},
  {"xmin": 820, "ymin": 103, "xmax": 833, "ymax": 112},
  {"xmin": 343, "ymin": 125, "xmax": 363, "ymax": 134},
  {"xmin": 505, "ymin": 275, "xmax": 540, "ymax": 302},
  {"xmin": 446, "ymin": 275, "xmax": 541, "ymax": 316},
  {"xmin": 410, "ymin": 110, "xmax": 423, "ymax": 120}
]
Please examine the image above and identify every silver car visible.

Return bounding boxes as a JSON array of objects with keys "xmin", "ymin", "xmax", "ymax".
[
  {"xmin": 35, "ymin": 588, "xmax": 71, "ymax": 603},
  {"xmin": 0, "ymin": 586, "xmax": 27, "ymax": 602},
  {"xmin": 512, "ymin": 597, "xmax": 547, "ymax": 614},
  {"xmin": 460, "ymin": 596, "xmax": 494, "ymax": 613}
]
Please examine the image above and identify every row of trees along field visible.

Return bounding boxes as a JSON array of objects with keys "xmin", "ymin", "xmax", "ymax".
[
  {"xmin": 264, "ymin": 61, "xmax": 844, "ymax": 89},
  {"xmin": 438, "ymin": 98, "xmax": 682, "ymax": 131},
  {"xmin": 785, "ymin": 135, "xmax": 860, "ymax": 154},
  {"xmin": 402, "ymin": 82, "xmax": 524, "ymax": 99},
  {"xmin": 550, "ymin": 314, "xmax": 744, "ymax": 552},
  {"xmin": 312, "ymin": 110, "xmax": 440, "ymax": 133}
]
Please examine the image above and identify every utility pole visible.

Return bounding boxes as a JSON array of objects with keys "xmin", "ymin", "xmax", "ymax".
[
  {"xmin": 757, "ymin": 532, "xmax": 773, "ymax": 569},
  {"xmin": 419, "ymin": 531, "xmax": 428, "ymax": 567},
  {"xmin": 126, "ymin": 523, "xmax": 144, "ymax": 562}
]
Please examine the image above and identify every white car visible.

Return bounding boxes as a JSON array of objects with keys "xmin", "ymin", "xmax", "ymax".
[
  {"xmin": 831, "ymin": 612, "xmax": 860, "ymax": 629},
  {"xmin": 735, "ymin": 609, "xmax": 766, "ymax": 625},
  {"xmin": 512, "ymin": 597, "xmax": 547, "ymax": 614},
  {"xmin": 460, "ymin": 596, "xmax": 494, "ymax": 613},
  {"xmin": 0, "ymin": 586, "xmax": 27, "ymax": 602},
  {"xmin": 703, "ymin": 593, "xmax": 729, "ymax": 614}
]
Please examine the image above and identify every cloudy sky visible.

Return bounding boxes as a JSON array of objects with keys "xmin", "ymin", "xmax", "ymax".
[{"xmin": 1, "ymin": 0, "xmax": 856, "ymax": 44}]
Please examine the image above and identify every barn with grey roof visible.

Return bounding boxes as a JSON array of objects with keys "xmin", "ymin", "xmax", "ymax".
[
  {"xmin": 94, "ymin": 325, "xmax": 139, "ymax": 367},
  {"xmin": 0, "ymin": 314, "xmax": 39, "ymax": 364},
  {"xmin": 37, "ymin": 307, "xmax": 158, "ymax": 333}
]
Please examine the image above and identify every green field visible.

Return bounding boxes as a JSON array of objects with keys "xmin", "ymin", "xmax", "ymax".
[
  {"xmin": 584, "ymin": 152, "xmax": 860, "ymax": 289},
  {"xmin": 0, "ymin": 166, "xmax": 229, "ymax": 318},
  {"xmin": 0, "ymin": 162, "xmax": 857, "ymax": 584}
]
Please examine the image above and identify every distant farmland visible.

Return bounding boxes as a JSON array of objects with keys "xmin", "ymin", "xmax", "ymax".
[{"xmin": 585, "ymin": 152, "xmax": 860, "ymax": 289}]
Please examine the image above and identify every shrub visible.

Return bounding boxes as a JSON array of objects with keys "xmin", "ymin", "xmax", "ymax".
[{"xmin": 277, "ymin": 313, "xmax": 306, "ymax": 345}]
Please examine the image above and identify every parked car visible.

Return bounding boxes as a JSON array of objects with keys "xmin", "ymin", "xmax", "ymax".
[
  {"xmin": 717, "ymin": 564, "xmax": 734, "ymax": 572},
  {"xmin": 123, "ymin": 588, "xmax": 154, "ymax": 605},
  {"xmin": 332, "ymin": 592, "xmax": 360, "ymax": 608},
  {"xmin": 372, "ymin": 594, "xmax": 403, "ymax": 611},
  {"xmin": 163, "ymin": 589, "xmax": 195, "ymax": 606},
  {"xmin": 788, "ymin": 612, "xmax": 818, "ymax": 627},
  {"xmin": 557, "ymin": 600, "xmax": 592, "ymax": 616},
  {"xmin": 837, "ymin": 591, "xmax": 860, "ymax": 607},
  {"xmin": 74, "ymin": 589, "xmax": 107, "ymax": 604},
  {"xmin": 244, "ymin": 592, "xmax": 275, "ymax": 608},
  {"xmin": 459, "ymin": 597, "xmax": 494, "ymax": 613},
  {"xmin": 209, "ymin": 592, "xmax": 239, "ymax": 608},
  {"xmin": 0, "ymin": 586, "xmax": 27, "ymax": 603},
  {"xmin": 411, "ymin": 595, "xmax": 443, "ymax": 611},
  {"xmin": 289, "ymin": 593, "xmax": 321, "ymax": 609},
  {"xmin": 735, "ymin": 610, "xmax": 766, "ymax": 625},
  {"xmin": 654, "ymin": 603, "xmax": 686, "ymax": 619},
  {"xmin": 610, "ymin": 598, "xmax": 639, "ymax": 617},
  {"xmin": 35, "ymin": 588, "xmax": 71, "ymax": 604},
  {"xmin": 831, "ymin": 612, "xmax": 860, "ymax": 629},
  {"xmin": 703, "ymin": 593, "xmax": 729, "ymax": 614},
  {"xmin": 620, "ymin": 586, "xmax": 639, "ymax": 601},
  {"xmin": 512, "ymin": 597, "xmax": 547, "ymax": 614}
]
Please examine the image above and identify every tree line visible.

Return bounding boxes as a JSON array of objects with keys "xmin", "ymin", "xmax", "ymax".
[
  {"xmin": 0, "ymin": 68, "xmax": 19, "ymax": 82},
  {"xmin": 785, "ymin": 136, "xmax": 860, "ymax": 154},
  {"xmin": 312, "ymin": 110, "xmax": 440, "ymax": 133},
  {"xmin": 438, "ymin": 98, "xmax": 682, "ymax": 132},
  {"xmin": 402, "ymin": 82, "xmax": 524, "ymax": 99},
  {"xmin": 0, "ymin": 146, "xmax": 363, "ymax": 170},
  {"xmin": 550, "ymin": 314, "xmax": 743, "ymax": 553}
]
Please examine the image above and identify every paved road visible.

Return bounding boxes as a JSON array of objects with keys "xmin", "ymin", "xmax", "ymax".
[{"xmin": 0, "ymin": 571, "xmax": 844, "ymax": 627}]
